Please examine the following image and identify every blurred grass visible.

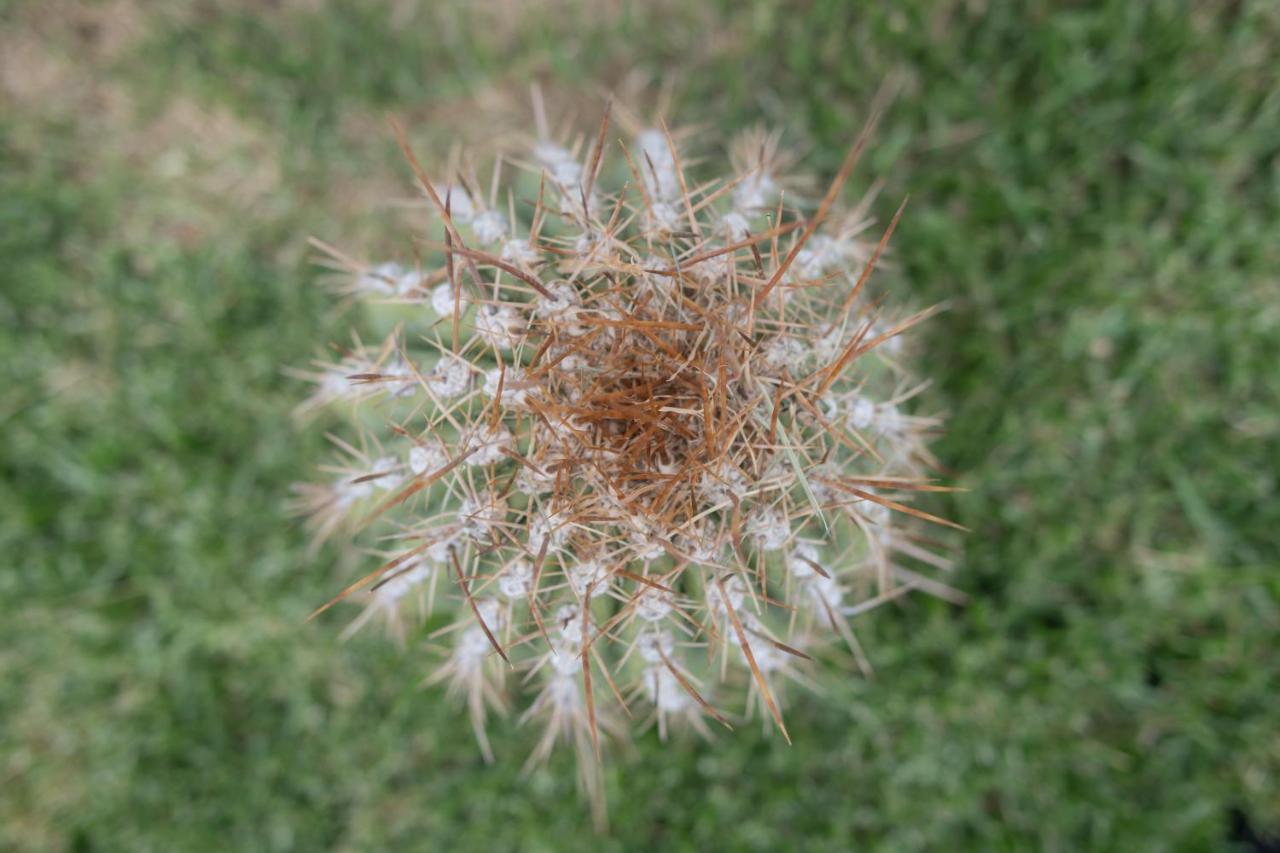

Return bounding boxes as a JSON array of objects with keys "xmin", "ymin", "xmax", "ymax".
[{"xmin": 2, "ymin": 0, "xmax": 1278, "ymax": 850}]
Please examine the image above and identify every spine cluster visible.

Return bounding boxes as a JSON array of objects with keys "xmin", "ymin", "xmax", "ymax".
[{"xmin": 292, "ymin": 94, "xmax": 958, "ymax": 823}]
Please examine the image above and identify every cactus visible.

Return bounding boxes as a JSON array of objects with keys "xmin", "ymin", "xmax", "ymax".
[{"xmin": 291, "ymin": 90, "xmax": 961, "ymax": 827}]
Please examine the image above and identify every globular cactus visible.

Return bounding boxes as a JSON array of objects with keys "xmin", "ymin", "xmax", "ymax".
[{"xmin": 292, "ymin": 89, "xmax": 961, "ymax": 826}]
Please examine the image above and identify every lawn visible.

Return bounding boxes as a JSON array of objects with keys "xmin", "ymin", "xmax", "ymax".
[{"xmin": 2, "ymin": 1, "xmax": 1278, "ymax": 850}]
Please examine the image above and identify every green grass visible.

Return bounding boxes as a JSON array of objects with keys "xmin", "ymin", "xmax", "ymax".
[{"xmin": 2, "ymin": 1, "xmax": 1278, "ymax": 850}]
